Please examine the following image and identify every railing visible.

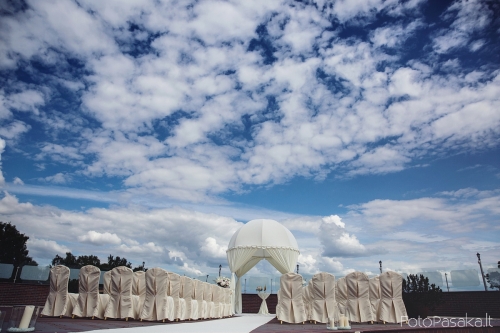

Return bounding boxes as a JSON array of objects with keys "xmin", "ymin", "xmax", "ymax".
[{"xmin": 1, "ymin": 262, "xmax": 498, "ymax": 292}]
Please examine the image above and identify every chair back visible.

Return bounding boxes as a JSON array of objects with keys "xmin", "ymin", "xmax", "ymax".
[
  {"xmin": 76, "ymin": 265, "xmax": 100, "ymax": 317},
  {"xmin": 345, "ymin": 271, "xmax": 373, "ymax": 322},
  {"xmin": 310, "ymin": 272, "xmax": 336, "ymax": 322}
]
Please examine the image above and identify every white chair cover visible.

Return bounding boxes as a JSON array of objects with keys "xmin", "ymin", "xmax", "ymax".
[
  {"xmin": 211, "ymin": 284, "xmax": 222, "ymax": 318},
  {"xmin": 41, "ymin": 265, "xmax": 77, "ymax": 317},
  {"xmin": 302, "ymin": 283, "xmax": 312, "ymax": 320},
  {"xmin": 194, "ymin": 279, "xmax": 206, "ymax": 319},
  {"xmin": 104, "ymin": 266, "xmax": 139, "ymax": 320},
  {"xmin": 140, "ymin": 267, "xmax": 175, "ymax": 321},
  {"xmin": 72, "ymin": 265, "xmax": 109, "ymax": 319},
  {"xmin": 335, "ymin": 277, "xmax": 347, "ymax": 316},
  {"xmin": 369, "ymin": 276, "xmax": 381, "ymax": 321},
  {"xmin": 102, "ymin": 271, "xmax": 111, "ymax": 295},
  {"xmin": 180, "ymin": 276, "xmax": 198, "ymax": 320},
  {"xmin": 203, "ymin": 282, "xmax": 214, "ymax": 319},
  {"xmin": 223, "ymin": 288, "xmax": 232, "ymax": 317},
  {"xmin": 167, "ymin": 271, "xmax": 186, "ymax": 321},
  {"xmin": 346, "ymin": 271, "xmax": 374, "ymax": 323},
  {"xmin": 133, "ymin": 271, "xmax": 146, "ymax": 319},
  {"xmin": 276, "ymin": 273, "xmax": 307, "ymax": 324},
  {"xmin": 378, "ymin": 271, "xmax": 408, "ymax": 323},
  {"xmin": 310, "ymin": 272, "xmax": 336, "ymax": 323}
]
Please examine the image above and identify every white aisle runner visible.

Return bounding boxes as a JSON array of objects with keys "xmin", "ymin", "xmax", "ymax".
[{"xmin": 80, "ymin": 314, "xmax": 275, "ymax": 333}]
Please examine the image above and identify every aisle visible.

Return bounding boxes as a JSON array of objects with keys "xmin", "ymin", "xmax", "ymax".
[{"xmin": 83, "ymin": 314, "xmax": 275, "ymax": 333}]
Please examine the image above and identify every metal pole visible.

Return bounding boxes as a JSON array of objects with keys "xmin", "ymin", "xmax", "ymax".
[
  {"xmin": 379, "ymin": 261, "xmax": 382, "ymax": 274},
  {"xmin": 296, "ymin": 264, "xmax": 299, "ymax": 274},
  {"xmin": 13, "ymin": 266, "xmax": 20, "ymax": 283},
  {"xmin": 206, "ymin": 274, "xmax": 209, "ymax": 282},
  {"xmin": 219, "ymin": 265, "xmax": 221, "ymax": 277},
  {"xmin": 445, "ymin": 273, "xmax": 450, "ymax": 292},
  {"xmin": 477, "ymin": 253, "xmax": 488, "ymax": 291},
  {"xmin": 271, "ymin": 279, "xmax": 273, "ymax": 294},
  {"xmin": 244, "ymin": 279, "xmax": 246, "ymax": 294}
]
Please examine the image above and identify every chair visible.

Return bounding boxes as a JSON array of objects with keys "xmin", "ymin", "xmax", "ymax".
[
  {"xmin": 202, "ymin": 282, "xmax": 214, "ymax": 318},
  {"xmin": 180, "ymin": 276, "xmax": 198, "ymax": 320},
  {"xmin": 104, "ymin": 266, "xmax": 139, "ymax": 320},
  {"xmin": 223, "ymin": 287, "xmax": 232, "ymax": 317},
  {"xmin": 378, "ymin": 271, "xmax": 408, "ymax": 323},
  {"xmin": 309, "ymin": 272, "xmax": 336, "ymax": 324},
  {"xmin": 72, "ymin": 265, "xmax": 109, "ymax": 319},
  {"xmin": 276, "ymin": 272, "xmax": 307, "ymax": 324},
  {"xmin": 193, "ymin": 279, "xmax": 206, "ymax": 319},
  {"xmin": 41, "ymin": 265, "xmax": 78, "ymax": 317},
  {"xmin": 345, "ymin": 271, "xmax": 374, "ymax": 323},
  {"xmin": 302, "ymin": 282, "xmax": 312, "ymax": 321},
  {"xmin": 167, "ymin": 271, "xmax": 186, "ymax": 321},
  {"xmin": 140, "ymin": 267, "xmax": 175, "ymax": 322},
  {"xmin": 133, "ymin": 271, "xmax": 146, "ymax": 319},
  {"xmin": 369, "ymin": 276, "xmax": 381, "ymax": 322},
  {"xmin": 335, "ymin": 277, "xmax": 347, "ymax": 316},
  {"xmin": 211, "ymin": 284, "xmax": 222, "ymax": 318}
]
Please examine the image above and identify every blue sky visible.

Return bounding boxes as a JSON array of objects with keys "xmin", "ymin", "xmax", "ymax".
[{"xmin": 0, "ymin": 0, "xmax": 499, "ymax": 284}]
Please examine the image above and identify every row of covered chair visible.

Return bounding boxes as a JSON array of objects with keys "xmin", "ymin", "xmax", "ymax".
[
  {"xmin": 41, "ymin": 265, "xmax": 233, "ymax": 321},
  {"xmin": 276, "ymin": 271, "xmax": 407, "ymax": 325}
]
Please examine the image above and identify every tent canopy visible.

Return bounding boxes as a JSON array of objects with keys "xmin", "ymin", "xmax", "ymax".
[{"xmin": 226, "ymin": 219, "xmax": 300, "ymax": 314}]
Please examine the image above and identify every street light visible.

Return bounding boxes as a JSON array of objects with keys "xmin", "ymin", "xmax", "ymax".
[
  {"xmin": 477, "ymin": 253, "xmax": 488, "ymax": 291},
  {"xmin": 219, "ymin": 264, "xmax": 222, "ymax": 277},
  {"xmin": 206, "ymin": 274, "xmax": 209, "ymax": 282},
  {"xmin": 379, "ymin": 260, "xmax": 382, "ymax": 274},
  {"xmin": 445, "ymin": 273, "xmax": 450, "ymax": 292},
  {"xmin": 296, "ymin": 264, "xmax": 299, "ymax": 274}
]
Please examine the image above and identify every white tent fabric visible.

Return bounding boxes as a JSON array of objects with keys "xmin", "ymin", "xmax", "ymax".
[
  {"xmin": 41, "ymin": 265, "xmax": 78, "ymax": 317},
  {"xmin": 369, "ymin": 276, "xmax": 381, "ymax": 322},
  {"xmin": 226, "ymin": 219, "xmax": 300, "ymax": 314},
  {"xmin": 345, "ymin": 271, "xmax": 373, "ymax": 323},
  {"xmin": 72, "ymin": 265, "xmax": 109, "ymax": 319},
  {"xmin": 378, "ymin": 271, "xmax": 408, "ymax": 323}
]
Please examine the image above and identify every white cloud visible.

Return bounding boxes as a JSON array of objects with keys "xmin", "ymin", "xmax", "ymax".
[
  {"xmin": 12, "ymin": 177, "xmax": 24, "ymax": 185},
  {"xmin": 319, "ymin": 215, "xmax": 368, "ymax": 257},
  {"xmin": 0, "ymin": 138, "xmax": 5, "ymax": 186},
  {"xmin": 78, "ymin": 231, "xmax": 122, "ymax": 245},
  {"xmin": 27, "ymin": 237, "xmax": 70, "ymax": 259},
  {"xmin": 41, "ymin": 173, "xmax": 72, "ymax": 185}
]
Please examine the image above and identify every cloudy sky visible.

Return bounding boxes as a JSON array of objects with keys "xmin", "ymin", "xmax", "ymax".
[{"xmin": 0, "ymin": 0, "xmax": 499, "ymax": 286}]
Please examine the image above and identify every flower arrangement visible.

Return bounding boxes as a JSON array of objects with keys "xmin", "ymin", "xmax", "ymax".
[
  {"xmin": 215, "ymin": 276, "xmax": 231, "ymax": 288},
  {"xmin": 256, "ymin": 285, "xmax": 267, "ymax": 292}
]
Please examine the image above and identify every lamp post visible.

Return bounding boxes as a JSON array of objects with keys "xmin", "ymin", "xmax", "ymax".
[
  {"xmin": 219, "ymin": 264, "xmax": 222, "ymax": 277},
  {"xmin": 477, "ymin": 253, "xmax": 488, "ymax": 291},
  {"xmin": 244, "ymin": 278, "xmax": 246, "ymax": 294},
  {"xmin": 379, "ymin": 260, "xmax": 382, "ymax": 274},
  {"xmin": 445, "ymin": 273, "xmax": 450, "ymax": 292},
  {"xmin": 296, "ymin": 264, "xmax": 299, "ymax": 274},
  {"xmin": 206, "ymin": 274, "xmax": 209, "ymax": 282}
]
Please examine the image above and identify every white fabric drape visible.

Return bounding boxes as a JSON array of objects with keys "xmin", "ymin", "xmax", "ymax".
[
  {"xmin": 309, "ymin": 272, "xmax": 336, "ymax": 323},
  {"xmin": 335, "ymin": 277, "xmax": 347, "ymax": 316},
  {"xmin": 140, "ymin": 267, "xmax": 174, "ymax": 322},
  {"xmin": 104, "ymin": 266, "xmax": 139, "ymax": 320},
  {"xmin": 133, "ymin": 271, "xmax": 146, "ymax": 319},
  {"xmin": 276, "ymin": 273, "xmax": 307, "ymax": 323},
  {"xmin": 369, "ymin": 276, "xmax": 381, "ymax": 321},
  {"xmin": 345, "ymin": 271, "xmax": 373, "ymax": 323},
  {"xmin": 180, "ymin": 276, "xmax": 196, "ymax": 320},
  {"xmin": 72, "ymin": 265, "xmax": 108, "ymax": 319},
  {"xmin": 193, "ymin": 279, "xmax": 206, "ymax": 319},
  {"xmin": 167, "ymin": 272, "xmax": 186, "ymax": 321},
  {"xmin": 257, "ymin": 292, "xmax": 270, "ymax": 314},
  {"xmin": 378, "ymin": 271, "xmax": 408, "ymax": 323},
  {"xmin": 41, "ymin": 265, "xmax": 77, "ymax": 317},
  {"xmin": 102, "ymin": 271, "xmax": 111, "ymax": 295}
]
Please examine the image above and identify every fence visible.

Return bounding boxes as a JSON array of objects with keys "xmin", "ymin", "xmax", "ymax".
[{"xmin": 1, "ymin": 262, "xmax": 498, "ymax": 293}]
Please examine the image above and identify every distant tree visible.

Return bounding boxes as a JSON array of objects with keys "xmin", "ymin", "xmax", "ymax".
[
  {"xmin": 133, "ymin": 261, "xmax": 147, "ymax": 272},
  {"xmin": 51, "ymin": 252, "xmax": 79, "ymax": 268},
  {"xmin": 102, "ymin": 254, "xmax": 132, "ymax": 270},
  {"xmin": 402, "ymin": 274, "xmax": 443, "ymax": 318},
  {"xmin": 0, "ymin": 222, "xmax": 37, "ymax": 268},
  {"xmin": 77, "ymin": 255, "xmax": 101, "ymax": 268},
  {"xmin": 485, "ymin": 261, "xmax": 500, "ymax": 290}
]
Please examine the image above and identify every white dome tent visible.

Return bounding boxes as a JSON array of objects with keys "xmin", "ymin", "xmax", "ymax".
[{"xmin": 226, "ymin": 219, "xmax": 300, "ymax": 314}]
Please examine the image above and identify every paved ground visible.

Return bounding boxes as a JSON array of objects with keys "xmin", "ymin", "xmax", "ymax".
[{"xmin": 2, "ymin": 315, "xmax": 499, "ymax": 333}]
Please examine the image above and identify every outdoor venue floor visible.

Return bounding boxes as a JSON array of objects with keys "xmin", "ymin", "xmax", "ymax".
[{"xmin": 2, "ymin": 314, "xmax": 499, "ymax": 333}]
